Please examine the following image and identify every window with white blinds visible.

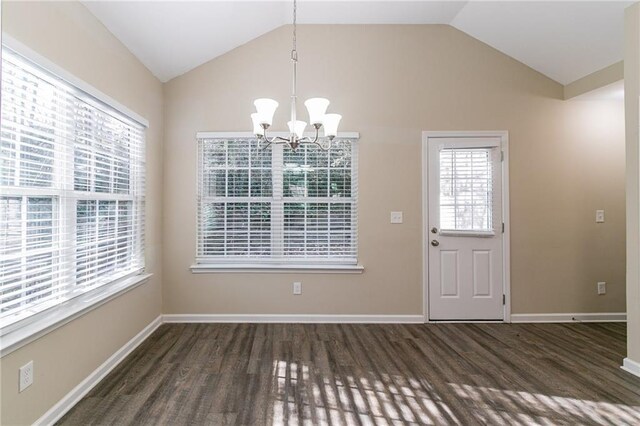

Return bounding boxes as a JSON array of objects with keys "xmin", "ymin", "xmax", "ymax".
[
  {"xmin": 439, "ymin": 148, "xmax": 495, "ymax": 232},
  {"xmin": 0, "ymin": 47, "xmax": 146, "ymax": 328},
  {"xmin": 196, "ymin": 136, "xmax": 358, "ymax": 265}
]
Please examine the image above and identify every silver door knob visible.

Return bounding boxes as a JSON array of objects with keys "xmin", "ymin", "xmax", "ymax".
[
  {"xmin": 431, "ymin": 227, "xmax": 438, "ymax": 234},
  {"xmin": 431, "ymin": 240, "xmax": 440, "ymax": 247}
]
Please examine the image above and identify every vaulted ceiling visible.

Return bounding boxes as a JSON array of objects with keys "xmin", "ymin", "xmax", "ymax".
[{"xmin": 82, "ymin": 1, "xmax": 631, "ymax": 84}]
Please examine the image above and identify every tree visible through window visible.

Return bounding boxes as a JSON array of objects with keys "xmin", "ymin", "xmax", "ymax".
[{"xmin": 196, "ymin": 137, "xmax": 358, "ymax": 264}]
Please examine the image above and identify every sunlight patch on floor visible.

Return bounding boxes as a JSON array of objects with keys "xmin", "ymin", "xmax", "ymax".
[
  {"xmin": 448, "ymin": 383, "xmax": 640, "ymax": 425},
  {"xmin": 269, "ymin": 359, "xmax": 640, "ymax": 425}
]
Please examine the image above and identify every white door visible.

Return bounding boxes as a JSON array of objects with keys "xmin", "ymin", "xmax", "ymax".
[{"xmin": 427, "ymin": 136, "xmax": 504, "ymax": 320}]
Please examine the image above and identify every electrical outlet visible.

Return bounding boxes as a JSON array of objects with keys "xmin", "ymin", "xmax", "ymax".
[
  {"xmin": 293, "ymin": 282, "xmax": 302, "ymax": 295},
  {"xmin": 597, "ymin": 282, "xmax": 606, "ymax": 295},
  {"xmin": 19, "ymin": 361, "xmax": 33, "ymax": 392},
  {"xmin": 390, "ymin": 211, "xmax": 403, "ymax": 224},
  {"xmin": 596, "ymin": 210, "xmax": 605, "ymax": 223}
]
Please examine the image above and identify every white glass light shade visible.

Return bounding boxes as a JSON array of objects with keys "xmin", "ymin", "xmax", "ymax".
[
  {"xmin": 322, "ymin": 113, "xmax": 342, "ymax": 138},
  {"xmin": 253, "ymin": 98, "xmax": 279, "ymax": 126},
  {"xmin": 304, "ymin": 98, "xmax": 330, "ymax": 126},
  {"xmin": 251, "ymin": 113, "xmax": 264, "ymax": 136},
  {"xmin": 287, "ymin": 120, "xmax": 307, "ymax": 139}
]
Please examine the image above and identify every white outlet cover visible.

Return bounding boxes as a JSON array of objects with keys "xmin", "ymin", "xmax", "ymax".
[
  {"xmin": 293, "ymin": 282, "xmax": 302, "ymax": 295},
  {"xmin": 596, "ymin": 210, "xmax": 605, "ymax": 223},
  {"xmin": 390, "ymin": 211, "xmax": 403, "ymax": 224},
  {"xmin": 19, "ymin": 360, "xmax": 33, "ymax": 392}
]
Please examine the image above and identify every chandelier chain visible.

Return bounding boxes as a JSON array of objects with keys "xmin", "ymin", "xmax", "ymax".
[
  {"xmin": 292, "ymin": 0, "xmax": 298, "ymax": 60},
  {"xmin": 291, "ymin": 0, "xmax": 298, "ymax": 128}
]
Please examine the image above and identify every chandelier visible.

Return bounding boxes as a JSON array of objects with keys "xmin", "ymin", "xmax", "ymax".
[{"xmin": 250, "ymin": 0, "xmax": 341, "ymax": 151}]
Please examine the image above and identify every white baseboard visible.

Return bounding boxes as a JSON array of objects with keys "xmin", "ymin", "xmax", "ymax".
[
  {"xmin": 162, "ymin": 314, "xmax": 424, "ymax": 324},
  {"xmin": 622, "ymin": 357, "xmax": 640, "ymax": 378},
  {"xmin": 510, "ymin": 312, "xmax": 626, "ymax": 323},
  {"xmin": 34, "ymin": 315, "xmax": 163, "ymax": 426}
]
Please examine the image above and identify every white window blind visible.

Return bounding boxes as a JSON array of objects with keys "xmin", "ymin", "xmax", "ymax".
[
  {"xmin": 0, "ymin": 47, "xmax": 146, "ymax": 328},
  {"xmin": 439, "ymin": 148, "xmax": 495, "ymax": 232},
  {"xmin": 197, "ymin": 136, "xmax": 358, "ymax": 265}
]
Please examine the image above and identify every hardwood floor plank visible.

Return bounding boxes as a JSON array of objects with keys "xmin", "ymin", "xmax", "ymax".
[{"xmin": 57, "ymin": 323, "xmax": 640, "ymax": 426}]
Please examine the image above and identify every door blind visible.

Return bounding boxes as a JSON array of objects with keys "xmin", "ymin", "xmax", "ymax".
[
  {"xmin": 197, "ymin": 137, "xmax": 358, "ymax": 264},
  {"xmin": 439, "ymin": 148, "xmax": 495, "ymax": 232},
  {"xmin": 0, "ymin": 47, "xmax": 145, "ymax": 328}
]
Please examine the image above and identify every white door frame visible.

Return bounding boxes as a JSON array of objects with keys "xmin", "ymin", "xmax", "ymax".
[{"xmin": 422, "ymin": 131, "xmax": 511, "ymax": 323}]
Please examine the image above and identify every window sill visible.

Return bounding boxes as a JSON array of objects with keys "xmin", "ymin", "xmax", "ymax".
[
  {"xmin": 190, "ymin": 264, "xmax": 365, "ymax": 274},
  {"xmin": 0, "ymin": 273, "xmax": 152, "ymax": 358},
  {"xmin": 439, "ymin": 230, "xmax": 496, "ymax": 238}
]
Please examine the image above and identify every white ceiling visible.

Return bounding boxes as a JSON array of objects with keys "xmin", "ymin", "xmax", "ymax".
[
  {"xmin": 82, "ymin": 1, "xmax": 631, "ymax": 84},
  {"xmin": 450, "ymin": 1, "xmax": 630, "ymax": 85}
]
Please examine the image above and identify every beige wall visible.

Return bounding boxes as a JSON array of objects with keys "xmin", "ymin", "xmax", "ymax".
[
  {"xmin": 625, "ymin": 2, "xmax": 640, "ymax": 365},
  {"xmin": 0, "ymin": 2, "xmax": 163, "ymax": 424},
  {"xmin": 163, "ymin": 25, "xmax": 626, "ymax": 316},
  {"xmin": 564, "ymin": 61, "xmax": 623, "ymax": 100}
]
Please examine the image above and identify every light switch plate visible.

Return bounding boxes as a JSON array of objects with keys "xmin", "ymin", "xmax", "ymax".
[
  {"xmin": 390, "ymin": 211, "xmax": 403, "ymax": 224},
  {"xmin": 293, "ymin": 282, "xmax": 302, "ymax": 295},
  {"xmin": 597, "ymin": 282, "xmax": 606, "ymax": 295},
  {"xmin": 596, "ymin": 210, "xmax": 605, "ymax": 223}
]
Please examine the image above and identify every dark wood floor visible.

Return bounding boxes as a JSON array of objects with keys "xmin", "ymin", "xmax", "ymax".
[{"xmin": 58, "ymin": 322, "xmax": 640, "ymax": 425}]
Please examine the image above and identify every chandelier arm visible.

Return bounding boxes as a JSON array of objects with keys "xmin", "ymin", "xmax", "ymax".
[
  {"xmin": 305, "ymin": 139, "xmax": 331, "ymax": 151},
  {"xmin": 257, "ymin": 127, "xmax": 292, "ymax": 150},
  {"xmin": 257, "ymin": 137, "xmax": 273, "ymax": 150},
  {"xmin": 295, "ymin": 125, "xmax": 320, "ymax": 144},
  {"xmin": 264, "ymin": 127, "xmax": 295, "ymax": 143},
  {"xmin": 311, "ymin": 125, "xmax": 320, "ymax": 143}
]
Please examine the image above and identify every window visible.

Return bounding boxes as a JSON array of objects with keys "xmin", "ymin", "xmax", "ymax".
[
  {"xmin": 196, "ymin": 135, "xmax": 358, "ymax": 267},
  {"xmin": 439, "ymin": 148, "xmax": 495, "ymax": 233},
  {"xmin": 0, "ymin": 47, "xmax": 145, "ymax": 329}
]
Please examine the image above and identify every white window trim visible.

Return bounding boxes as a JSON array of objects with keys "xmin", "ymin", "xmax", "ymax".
[
  {"xmin": 193, "ymin": 131, "xmax": 363, "ymax": 273},
  {"xmin": 438, "ymin": 230, "xmax": 496, "ymax": 238},
  {"xmin": 196, "ymin": 132, "xmax": 360, "ymax": 139},
  {"xmin": 0, "ymin": 36, "xmax": 151, "ymax": 355},
  {"xmin": 190, "ymin": 264, "xmax": 364, "ymax": 274}
]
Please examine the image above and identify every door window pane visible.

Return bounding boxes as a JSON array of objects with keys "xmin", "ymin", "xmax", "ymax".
[{"xmin": 439, "ymin": 148, "xmax": 493, "ymax": 232}]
